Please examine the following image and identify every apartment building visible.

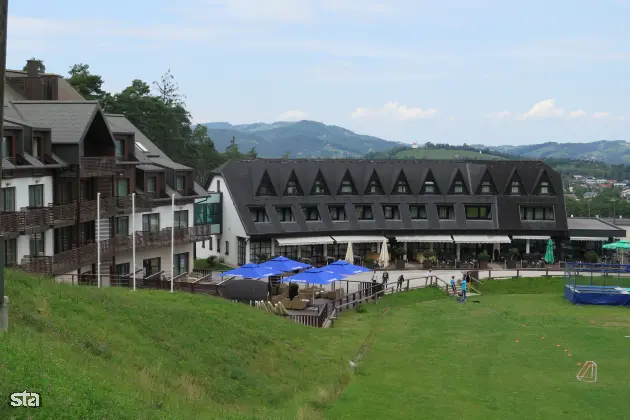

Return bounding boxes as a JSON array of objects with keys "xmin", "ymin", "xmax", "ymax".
[{"xmin": 1, "ymin": 60, "xmax": 221, "ymax": 284}]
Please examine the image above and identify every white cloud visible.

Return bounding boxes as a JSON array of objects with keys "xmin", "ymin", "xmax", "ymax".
[
  {"xmin": 592, "ymin": 112, "xmax": 610, "ymax": 119},
  {"xmin": 278, "ymin": 110, "xmax": 308, "ymax": 121},
  {"xmin": 568, "ymin": 109, "xmax": 587, "ymax": 119},
  {"xmin": 449, "ymin": 116, "xmax": 456, "ymax": 121},
  {"xmin": 620, "ymin": 116, "xmax": 627, "ymax": 121},
  {"xmin": 520, "ymin": 98, "xmax": 564, "ymax": 119},
  {"xmin": 351, "ymin": 101, "xmax": 437, "ymax": 120},
  {"xmin": 486, "ymin": 111, "xmax": 511, "ymax": 119}
]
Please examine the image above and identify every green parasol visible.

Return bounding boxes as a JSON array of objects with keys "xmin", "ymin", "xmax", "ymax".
[
  {"xmin": 603, "ymin": 240, "xmax": 630, "ymax": 250},
  {"xmin": 544, "ymin": 239, "xmax": 555, "ymax": 264}
]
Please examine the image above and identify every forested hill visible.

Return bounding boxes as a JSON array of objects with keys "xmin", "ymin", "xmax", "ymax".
[{"xmin": 201, "ymin": 121, "xmax": 403, "ymax": 158}]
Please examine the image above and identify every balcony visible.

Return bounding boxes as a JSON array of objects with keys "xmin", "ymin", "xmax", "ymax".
[
  {"xmin": 79, "ymin": 194, "xmax": 152, "ymax": 223},
  {"xmin": 0, "ymin": 212, "xmax": 21, "ymax": 239},
  {"xmin": 21, "ymin": 239, "xmax": 113, "ymax": 275},
  {"xmin": 80, "ymin": 156, "xmax": 118, "ymax": 178},
  {"xmin": 190, "ymin": 224, "xmax": 215, "ymax": 242},
  {"xmin": 21, "ymin": 203, "xmax": 77, "ymax": 234}
]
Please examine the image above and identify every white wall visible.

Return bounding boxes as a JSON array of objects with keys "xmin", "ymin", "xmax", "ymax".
[
  {"xmin": 131, "ymin": 202, "xmax": 194, "ymax": 234},
  {"xmin": 195, "ymin": 175, "xmax": 247, "ymax": 266},
  {"xmin": 5, "ymin": 176, "xmax": 55, "ymax": 262},
  {"xmin": 114, "ymin": 243, "xmax": 194, "ymax": 279}
]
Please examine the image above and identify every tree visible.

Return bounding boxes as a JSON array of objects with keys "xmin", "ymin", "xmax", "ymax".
[
  {"xmin": 23, "ymin": 58, "xmax": 45, "ymax": 73},
  {"xmin": 246, "ymin": 147, "xmax": 258, "ymax": 158},
  {"xmin": 153, "ymin": 69, "xmax": 184, "ymax": 106},
  {"xmin": 67, "ymin": 63, "xmax": 106, "ymax": 101},
  {"xmin": 281, "ymin": 151, "xmax": 291, "ymax": 159}
]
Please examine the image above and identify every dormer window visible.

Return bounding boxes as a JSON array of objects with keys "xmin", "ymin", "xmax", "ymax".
[
  {"xmin": 337, "ymin": 170, "xmax": 357, "ymax": 195},
  {"xmin": 480, "ymin": 181, "xmax": 492, "ymax": 194},
  {"xmin": 310, "ymin": 170, "xmax": 330, "ymax": 195},
  {"xmin": 256, "ymin": 171, "xmax": 276, "ymax": 196},
  {"xmin": 395, "ymin": 179, "xmax": 409, "ymax": 194},
  {"xmin": 286, "ymin": 181, "xmax": 299, "ymax": 195},
  {"xmin": 2, "ymin": 136, "xmax": 13, "ymax": 159},
  {"xmin": 423, "ymin": 181, "xmax": 436, "ymax": 194},
  {"xmin": 509, "ymin": 181, "xmax": 522, "ymax": 195},
  {"xmin": 250, "ymin": 207, "xmax": 269, "ymax": 223},
  {"xmin": 32, "ymin": 136, "xmax": 41, "ymax": 159},
  {"xmin": 452, "ymin": 181, "xmax": 464, "ymax": 194},
  {"xmin": 114, "ymin": 139, "xmax": 124, "ymax": 157},
  {"xmin": 539, "ymin": 181, "xmax": 550, "ymax": 195},
  {"xmin": 176, "ymin": 175, "xmax": 185, "ymax": 191},
  {"xmin": 365, "ymin": 170, "xmax": 384, "ymax": 195}
]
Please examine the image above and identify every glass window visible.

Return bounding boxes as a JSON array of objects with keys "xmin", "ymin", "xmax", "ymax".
[
  {"xmin": 237, "ymin": 237, "xmax": 246, "ymax": 265},
  {"xmin": 286, "ymin": 181, "xmax": 299, "ymax": 195},
  {"xmin": 302, "ymin": 206, "xmax": 320, "ymax": 221},
  {"xmin": 480, "ymin": 181, "xmax": 492, "ymax": 194},
  {"xmin": 520, "ymin": 206, "xmax": 555, "ymax": 221},
  {"xmin": 510, "ymin": 181, "xmax": 522, "ymax": 194},
  {"xmin": 355, "ymin": 205, "xmax": 373, "ymax": 220},
  {"xmin": 423, "ymin": 181, "xmax": 436, "ymax": 194},
  {"xmin": 116, "ymin": 179, "xmax": 129, "ymax": 197},
  {"xmin": 452, "ymin": 181, "xmax": 464, "ymax": 194},
  {"xmin": 115, "ymin": 217, "xmax": 129, "ymax": 235},
  {"xmin": 250, "ymin": 240, "xmax": 272, "ymax": 263},
  {"xmin": 383, "ymin": 205, "xmax": 400, "ymax": 220},
  {"xmin": 146, "ymin": 177, "xmax": 157, "ymax": 193},
  {"xmin": 29, "ymin": 184, "xmax": 44, "ymax": 207},
  {"xmin": 174, "ymin": 252, "xmax": 189, "ymax": 276},
  {"xmin": 30, "ymin": 233, "xmax": 45, "ymax": 256},
  {"xmin": 225, "ymin": 240, "xmax": 229, "ymax": 255},
  {"xmin": 0, "ymin": 187, "xmax": 15, "ymax": 212},
  {"xmin": 409, "ymin": 205, "xmax": 427, "ymax": 220},
  {"xmin": 176, "ymin": 175, "xmax": 185, "ymax": 191},
  {"xmin": 539, "ymin": 181, "xmax": 550, "ymax": 194},
  {"xmin": 437, "ymin": 205, "xmax": 455, "ymax": 220},
  {"xmin": 116, "ymin": 263, "xmax": 130, "ymax": 277},
  {"xmin": 329, "ymin": 205, "xmax": 347, "ymax": 221},
  {"xmin": 250, "ymin": 207, "xmax": 269, "ymax": 223},
  {"xmin": 32, "ymin": 136, "xmax": 41, "ymax": 158},
  {"xmin": 276, "ymin": 206, "xmax": 295, "ymax": 222},
  {"xmin": 5, "ymin": 238, "xmax": 17, "ymax": 265},
  {"xmin": 143, "ymin": 257, "xmax": 161, "ymax": 277},
  {"xmin": 2, "ymin": 136, "xmax": 12, "ymax": 158},
  {"xmin": 114, "ymin": 139, "xmax": 124, "ymax": 157},
  {"xmin": 174, "ymin": 210, "xmax": 189, "ymax": 229},
  {"xmin": 465, "ymin": 205, "xmax": 492, "ymax": 220},
  {"xmin": 366, "ymin": 179, "xmax": 383, "ymax": 194},
  {"xmin": 394, "ymin": 179, "xmax": 410, "ymax": 194},
  {"xmin": 142, "ymin": 213, "xmax": 160, "ymax": 232}
]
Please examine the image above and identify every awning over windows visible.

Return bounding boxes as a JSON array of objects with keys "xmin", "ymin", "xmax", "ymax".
[
  {"xmin": 452, "ymin": 235, "xmax": 512, "ymax": 244},
  {"xmin": 512, "ymin": 235, "xmax": 551, "ymax": 241},
  {"xmin": 570, "ymin": 237, "xmax": 608, "ymax": 242},
  {"xmin": 276, "ymin": 236, "xmax": 335, "ymax": 246},
  {"xmin": 331, "ymin": 235, "xmax": 387, "ymax": 244},
  {"xmin": 396, "ymin": 235, "xmax": 453, "ymax": 243}
]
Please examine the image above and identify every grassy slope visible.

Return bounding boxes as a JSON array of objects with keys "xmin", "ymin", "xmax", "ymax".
[
  {"xmin": 327, "ymin": 279, "xmax": 630, "ymax": 419},
  {"xmin": 0, "ymin": 270, "xmax": 374, "ymax": 420},
  {"xmin": 392, "ymin": 149, "xmax": 504, "ymax": 160}
]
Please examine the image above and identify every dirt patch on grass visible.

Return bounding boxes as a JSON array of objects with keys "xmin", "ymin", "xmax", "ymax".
[{"xmin": 603, "ymin": 321, "xmax": 630, "ymax": 327}]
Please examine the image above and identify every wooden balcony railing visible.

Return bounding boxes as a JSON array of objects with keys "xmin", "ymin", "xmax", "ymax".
[
  {"xmin": 21, "ymin": 239, "xmax": 114, "ymax": 275},
  {"xmin": 21, "ymin": 203, "xmax": 77, "ymax": 234},
  {"xmin": 190, "ymin": 224, "xmax": 214, "ymax": 242},
  {"xmin": 0, "ymin": 212, "xmax": 21, "ymax": 239},
  {"xmin": 19, "ymin": 225, "xmax": 217, "ymax": 276},
  {"xmin": 80, "ymin": 156, "xmax": 118, "ymax": 178}
]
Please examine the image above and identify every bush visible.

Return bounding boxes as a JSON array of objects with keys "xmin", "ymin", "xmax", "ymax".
[
  {"xmin": 218, "ymin": 256, "xmax": 225, "ymax": 263},
  {"xmin": 508, "ymin": 248, "xmax": 521, "ymax": 261},
  {"xmin": 288, "ymin": 282, "xmax": 299, "ymax": 300},
  {"xmin": 584, "ymin": 251, "xmax": 599, "ymax": 263},
  {"xmin": 206, "ymin": 255, "xmax": 217, "ymax": 266},
  {"xmin": 256, "ymin": 253, "xmax": 269, "ymax": 263},
  {"xmin": 355, "ymin": 305, "xmax": 367, "ymax": 314},
  {"xmin": 478, "ymin": 251, "xmax": 491, "ymax": 261}
]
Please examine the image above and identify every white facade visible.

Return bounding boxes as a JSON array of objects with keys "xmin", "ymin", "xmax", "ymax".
[
  {"xmin": 196, "ymin": 175, "xmax": 247, "ymax": 266},
  {"xmin": 3, "ymin": 175, "xmax": 55, "ymax": 263}
]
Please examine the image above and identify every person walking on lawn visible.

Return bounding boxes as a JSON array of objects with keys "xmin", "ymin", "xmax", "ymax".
[
  {"xmin": 397, "ymin": 274, "xmax": 404, "ymax": 291},
  {"xmin": 382, "ymin": 270, "xmax": 389, "ymax": 289},
  {"xmin": 450, "ymin": 276, "xmax": 457, "ymax": 295},
  {"xmin": 460, "ymin": 276, "xmax": 468, "ymax": 301}
]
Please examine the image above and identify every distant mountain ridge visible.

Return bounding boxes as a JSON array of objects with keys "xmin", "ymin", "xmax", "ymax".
[
  {"xmin": 483, "ymin": 140, "xmax": 630, "ymax": 164},
  {"xmin": 201, "ymin": 120, "xmax": 403, "ymax": 158}
]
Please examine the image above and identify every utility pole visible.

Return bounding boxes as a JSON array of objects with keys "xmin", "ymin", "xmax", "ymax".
[{"xmin": 0, "ymin": 0, "xmax": 9, "ymax": 332}]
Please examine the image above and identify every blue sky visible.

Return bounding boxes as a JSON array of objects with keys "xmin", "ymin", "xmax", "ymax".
[{"xmin": 7, "ymin": 0, "xmax": 630, "ymax": 145}]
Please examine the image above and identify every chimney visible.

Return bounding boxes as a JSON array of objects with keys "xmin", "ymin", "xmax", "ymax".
[{"xmin": 26, "ymin": 59, "xmax": 39, "ymax": 78}]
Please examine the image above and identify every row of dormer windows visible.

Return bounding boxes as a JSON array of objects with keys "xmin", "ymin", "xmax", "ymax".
[
  {"xmin": 256, "ymin": 169, "xmax": 554, "ymax": 197},
  {"xmin": 249, "ymin": 204, "xmax": 555, "ymax": 223}
]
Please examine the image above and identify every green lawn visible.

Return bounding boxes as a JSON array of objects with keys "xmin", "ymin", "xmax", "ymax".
[
  {"xmin": 4, "ymin": 271, "xmax": 630, "ymax": 419},
  {"xmin": 393, "ymin": 148, "xmax": 504, "ymax": 160},
  {"xmin": 326, "ymin": 279, "xmax": 630, "ymax": 419}
]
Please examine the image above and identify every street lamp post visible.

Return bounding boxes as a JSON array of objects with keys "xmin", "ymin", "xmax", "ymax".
[{"xmin": 0, "ymin": 0, "xmax": 9, "ymax": 332}]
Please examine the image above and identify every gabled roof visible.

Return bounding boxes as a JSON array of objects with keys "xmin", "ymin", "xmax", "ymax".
[{"xmin": 11, "ymin": 100, "xmax": 102, "ymax": 144}]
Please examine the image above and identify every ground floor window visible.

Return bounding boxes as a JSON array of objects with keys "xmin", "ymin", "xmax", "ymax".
[
  {"xmin": 406, "ymin": 243, "xmax": 431, "ymax": 261},
  {"xmin": 5, "ymin": 238, "xmax": 16, "ymax": 265},
  {"xmin": 237, "ymin": 237, "xmax": 246, "ymax": 266},
  {"xmin": 328, "ymin": 243, "xmax": 347, "ymax": 260},
  {"xmin": 300, "ymin": 244, "xmax": 323, "ymax": 264},
  {"xmin": 276, "ymin": 243, "xmax": 298, "ymax": 260},
  {"xmin": 30, "ymin": 233, "xmax": 45, "ymax": 256},
  {"xmin": 174, "ymin": 252, "xmax": 189, "ymax": 276},
  {"xmin": 353, "ymin": 242, "xmax": 377, "ymax": 258},
  {"xmin": 143, "ymin": 257, "xmax": 161, "ymax": 277},
  {"xmin": 250, "ymin": 240, "xmax": 272, "ymax": 263},
  {"xmin": 434, "ymin": 243, "xmax": 456, "ymax": 257},
  {"xmin": 115, "ymin": 263, "xmax": 130, "ymax": 277}
]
